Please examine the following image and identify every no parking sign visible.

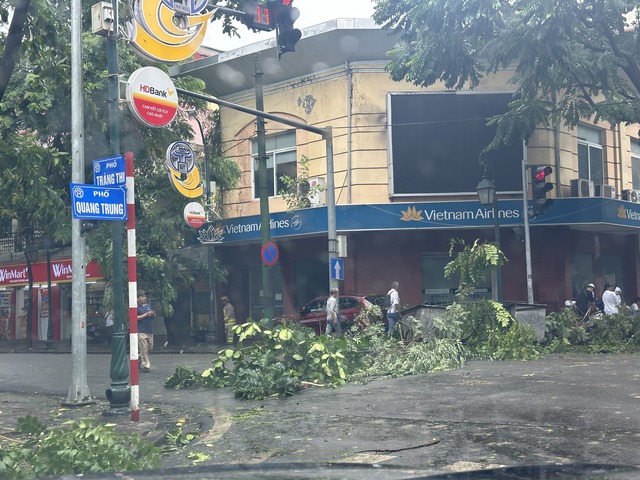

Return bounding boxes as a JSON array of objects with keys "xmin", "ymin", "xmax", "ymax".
[{"xmin": 261, "ymin": 241, "xmax": 279, "ymax": 266}]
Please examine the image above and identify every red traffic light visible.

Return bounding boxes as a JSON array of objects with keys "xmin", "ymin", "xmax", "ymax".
[
  {"xmin": 534, "ymin": 165, "xmax": 552, "ymax": 182},
  {"xmin": 531, "ymin": 165, "xmax": 553, "ymax": 215}
]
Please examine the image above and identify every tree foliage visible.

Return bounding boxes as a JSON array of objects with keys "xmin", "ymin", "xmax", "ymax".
[
  {"xmin": 0, "ymin": 0, "xmax": 243, "ymax": 315},
  {"xmin": 373, "ymin": 0, "xmax": 640, "ymax": 141}
]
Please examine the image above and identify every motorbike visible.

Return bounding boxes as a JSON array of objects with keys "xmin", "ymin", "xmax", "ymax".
[{"xmin": 87, "ymin": 322, "xmax": 102, "ymax": 343}]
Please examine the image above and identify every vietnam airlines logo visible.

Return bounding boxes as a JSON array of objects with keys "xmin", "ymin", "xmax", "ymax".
[
  {"xmin": 128, "ymin": 0, "xmax": 215, "ymax": 63},
  {"xmin": 197, "ymin": 223, "xmax": 224, "ymax": 244},
  {"xmin": 400, "ymin": 206, "xmax": 424, "ymax": 222},
  {"xmin": 618, "ymin": 205, "xmax": 627, "ymax": 219}
]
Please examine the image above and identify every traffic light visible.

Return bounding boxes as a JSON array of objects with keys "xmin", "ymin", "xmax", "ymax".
[
  {"xmin": 531, "ymin": 165, "xmax": 553, "ymax": 215},
  {"xmin": 274, "ymin": 0, "xmax": 301, "ymax": 58},
  {"xmin": 243, "ymin": 0, "xmax": 276, "ymax": 31}
]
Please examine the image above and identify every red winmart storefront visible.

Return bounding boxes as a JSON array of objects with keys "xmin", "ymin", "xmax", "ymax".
[{"xmin": 0, "ymin": 259, "xmax": 103, "ymax": 342}]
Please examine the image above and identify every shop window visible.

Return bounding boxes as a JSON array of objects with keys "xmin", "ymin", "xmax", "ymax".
[
  {"xmin": 632, "ymin": 139, "xmax": 640, "ymax": 190},
  {"xmin": 249, "ymin": 264, "xmax": 284, "ymax": 319},
  {"xmin": 421, "ymin": 254, "xmax": 491, "ymax": 305},
  {"xmin": 571, "ymin": 252, "xmax": 594, "ymax": 300},
  {"xmin": 601, "ymin": 254, "xmax": 623, "ymax": 293},
  {"xmin": 577, "ymin": 125, "xmax": 604, "ymax": 184},
  {"xmin": 293, "ymin": 259, "xmax": 328, "ymax": 309},
  {"xmin": 251, "ymin": 131, "xmax": 297, "ymax": 199}
]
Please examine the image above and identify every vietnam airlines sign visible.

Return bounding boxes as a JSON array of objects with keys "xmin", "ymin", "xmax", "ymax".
[{"xmin": 128, "ymin": 0, "xmax": 214, "ymax": 62}]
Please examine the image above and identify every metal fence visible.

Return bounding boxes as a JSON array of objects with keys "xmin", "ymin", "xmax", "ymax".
[{"xmin": 0, "ymin": 232, "xmax": 45, "ymax": 253}]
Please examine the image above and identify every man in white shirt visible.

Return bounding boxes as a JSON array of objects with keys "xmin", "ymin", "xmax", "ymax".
[
  {"xmin": 386, "ymin": 281, "xmax": 400, "ymax": 335},
  {"xmin": 326, "ymin": 288, "xmax": 342, "ymax": 335},
  {"xmin": 602, "ymin": 283, "xmax": 620, "ymax": 315}
]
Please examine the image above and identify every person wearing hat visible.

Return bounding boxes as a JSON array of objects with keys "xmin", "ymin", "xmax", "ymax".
[
  {"xmin": 136, "ymin": 290, "xmax": 156, "ymax": 372},
  {"xmin": 602, "ymin": 283, "xmax": 620, "ymax": 315},
  {"xmin": 221, "ymin": 296, "xmax": 236, "ymax": 344},
  {"xmin": 614, "ymin": 287, "xmax": 622, "ymax": 306},
  {"xmin": 575, "ymin": 283, "xmax": 597, "ymax": 318}
]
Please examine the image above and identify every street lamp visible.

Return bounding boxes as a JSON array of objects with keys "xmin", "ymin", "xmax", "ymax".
[
  {"xmin": 186, "ymin": 108, "xmax": 221, "ymax": 344},
  {"xmin": 476, "ymin": 167, "xmax": 503, "ymax": 303},
  {"xmin": 24, "ymin": 243, "xmax": 39, "ymax": 349}
]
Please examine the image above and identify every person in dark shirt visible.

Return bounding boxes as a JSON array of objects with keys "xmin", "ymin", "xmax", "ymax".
[
  {"xmin": 575, "ymin": 283, "xmax": 597, "ymax": 318},
  {"xmin": 136, "ymin": 290, "xmax": 155, "ymax": 372}
]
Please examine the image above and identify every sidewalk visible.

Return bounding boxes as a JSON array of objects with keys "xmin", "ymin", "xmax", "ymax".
[{"xmin": 0, "ymin": 338, "xmax": 222, "ymax": 355}]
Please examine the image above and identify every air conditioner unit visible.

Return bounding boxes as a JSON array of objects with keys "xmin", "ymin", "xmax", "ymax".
[
  {"xmin": 595, "ymin": 184, "xmax": 615, "ymax": 199},
  {"xmin": 622, "ymin": 189, "xmax": 640, "ymax": 203},
  {"xmin": 570, "ymin": 179, "xmax": 594, "ymax": 198},
  {"xmin": 308, "ymin": 177, "xmax": 326, "ymax": 207}
]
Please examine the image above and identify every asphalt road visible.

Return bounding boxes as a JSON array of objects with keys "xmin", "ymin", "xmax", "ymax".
[{"xmin": 1, "ymin": 352, "xmax": 640, "ymax": 477}]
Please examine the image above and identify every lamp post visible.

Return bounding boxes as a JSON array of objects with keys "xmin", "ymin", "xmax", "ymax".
[
  {"xmin": 185, "ymin": 109, "xmax": 220, "ymax": 344},
  {"xmin": 476, "ymin": 171, "xmax": 504, "ymax": 303},
  {"xmin": 24, "ymin": 243, "xmax": 38, "ymax": 349}
]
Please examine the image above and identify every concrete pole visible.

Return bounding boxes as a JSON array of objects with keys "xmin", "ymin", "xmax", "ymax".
[
  {"xmin": 254, "ymin": 55, "xmax": 273, "ymax": 322},
  {"xmin": 522, "ymin": 141, "xmax": 534, "ymax": 304},
  {"xmin": 324, "ymin": 128, "xmax": 338, "ymax": 291},
  {"xmin": 65, "ymin": 0, "xmax": 91, "ymax": 405}
]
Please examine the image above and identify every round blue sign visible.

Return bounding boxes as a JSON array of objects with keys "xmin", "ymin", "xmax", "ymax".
[{"xmin": 261, "ymin": 241, "xmax": 279, "ymax": 266}]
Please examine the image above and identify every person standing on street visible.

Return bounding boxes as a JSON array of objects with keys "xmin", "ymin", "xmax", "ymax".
[
  {"xmin": 386, "ymin": 281, "xmax": 401, "ymax": 335},
  {"xmin": 614, "ymin": 287, "xmax": 623, "ymax": 306},
  {"xmin": 136, "ymin": 290, "xmax": 155, "ymax": 372},
  {"xmin": 576, "ymin": 283, "xmax": 597, "ymax": 318},
  {"xmin": 104, "ymin": 310, "xmax": 113, "ymax": 346},
  {"xmin": 602, "ymin": 283, "xmax": 620, "ymax": 315},
  {"xmin": 221, "ymin": 296, "xmax": 236, "ymax": 344},
  {"xmin": 326, "ymin": 287, "xmax": 343, "ymax": 336}
]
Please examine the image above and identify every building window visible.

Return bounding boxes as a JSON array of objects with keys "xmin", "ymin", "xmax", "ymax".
[
  {"xmin": 632, "ymin": 139, "xmax": 640, "ymax": 190},
  {"xmin": 577, "ymin": 125, "xmax": 603, "ymax": 184},
  {"xmin": 251, "ymin": 131, "xmax": 297, "ymax": 198}
]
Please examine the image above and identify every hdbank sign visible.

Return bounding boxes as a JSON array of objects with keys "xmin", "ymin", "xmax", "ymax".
[
  {"xmin": 126, "ymin": 67, "xmax": 178, "ymax": 127},
  {"xmin": 127, "ymin": 0, "xmax": 214, "ymax": 62}
]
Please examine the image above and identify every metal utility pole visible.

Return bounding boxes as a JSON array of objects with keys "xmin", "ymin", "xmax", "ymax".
[
  {"xmin": 522, "ymin": 141, "xmax": 534, "ymax": 304},
  {"xmin": 104, "ymin": 0, "xmax": 130, "ymax": 412},
  {"xmin": 65, "ymin": 0, "xmax": 92, "ymax": 405},
  {"xmin": 254, "ymin": 54, "xmax": 274, "ymax": 322}
]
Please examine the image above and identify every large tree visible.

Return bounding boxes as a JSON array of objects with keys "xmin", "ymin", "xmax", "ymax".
[
  {"xmin": 0, "ymin": 0, "xmax": 241, "ymax": 316},
  {"xmin": 373, "ymin": 0, "xmax": 640, "ymax": 142}
]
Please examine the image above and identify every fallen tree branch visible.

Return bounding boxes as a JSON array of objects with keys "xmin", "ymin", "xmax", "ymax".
[{"xmin": 357, "ymin": 438, "xmax": 440, "ymax": 453}]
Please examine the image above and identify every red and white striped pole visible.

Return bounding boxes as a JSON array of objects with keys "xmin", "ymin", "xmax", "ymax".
[{"xmin": 125, "ymin": 152, "xmax": 140, "ymax": 422}]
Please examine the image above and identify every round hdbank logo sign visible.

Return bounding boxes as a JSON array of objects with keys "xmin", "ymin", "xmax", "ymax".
[
  {"xmin": 126, "ymin": 67, "xmax": 178, "ymax": 128},
  {"xmin": 184, "ymin": 202, "xmax": 206, "ymax": 228}
]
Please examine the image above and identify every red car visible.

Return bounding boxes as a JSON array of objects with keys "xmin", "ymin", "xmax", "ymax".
[{"xmin": 274, "ymin": 294, "xmax": 383, "ymax": 335}]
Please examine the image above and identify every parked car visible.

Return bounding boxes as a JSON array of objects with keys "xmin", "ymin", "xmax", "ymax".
[{"xmin": 274, "ymin": 294, "xmax": 384, "ymax": 335}]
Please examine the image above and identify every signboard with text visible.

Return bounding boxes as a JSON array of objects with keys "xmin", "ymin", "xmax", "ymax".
[
  {"xmin": 70, "ymin": 183, "xmax": 127, "ymax": 221},
  {"xmin": 93, "ymin": 155, "xmax": 126, "ymax": 187}
]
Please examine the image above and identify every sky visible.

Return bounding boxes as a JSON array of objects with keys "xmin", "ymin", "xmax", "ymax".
[{"xmin": 203, "ymin": 0, "xmax": 376, "ymax": 51}]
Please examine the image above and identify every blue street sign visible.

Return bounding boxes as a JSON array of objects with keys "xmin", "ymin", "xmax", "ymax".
[
  {"xmin": 70, "ymin": 183, "xmax": 127, "ymax": 221},
  {"xmin": 330, "ymin": 258, "xmax": 344, "ymax": 281},
  {"xmin": 93, "ymin": 155, "xmax": 126, "ymax": 187}
]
